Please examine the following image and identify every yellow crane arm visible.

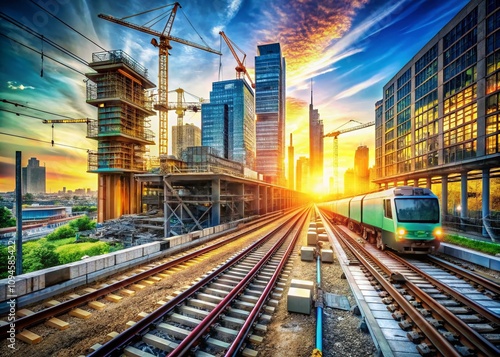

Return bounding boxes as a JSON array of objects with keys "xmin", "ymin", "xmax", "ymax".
[{"xmin": 219, "ymin": 31, "xmax": 254, "ymax": 88}]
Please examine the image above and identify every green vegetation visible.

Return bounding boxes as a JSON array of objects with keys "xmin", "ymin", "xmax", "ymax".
[
  {"xmin": 46, "ymin": 225, "xmax": 76, "ymax": 241},
  {"xmin": 56, "ymin": 241, "xmax": 110, "ymax": 264},
  {"xmin": 0, "ymin": 206, "xmax": 16, "ymax": 228},
  {"xmin": 69, "ymin": 215, "xmax": 96, "ymax": 232},
  {"xmin": 443, "ymin": 234, "xmax": 500, "ymax": 256},
  {"xmin": 0, "ymin": 217, "xmax": 123, "ymax": 278}
]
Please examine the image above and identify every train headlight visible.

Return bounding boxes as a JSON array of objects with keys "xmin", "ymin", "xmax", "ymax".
[
  {"xmin": 397, "ymin": 228, "xmax": 406, "ymax": 238},
  {"xmin": 433, "ymin": 228, "xmax": 443, "ymax": 238}
]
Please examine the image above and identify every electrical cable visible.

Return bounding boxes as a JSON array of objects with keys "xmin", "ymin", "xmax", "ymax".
[{"xmin": 0, "ymin": 131, "xmax": 90, "ymax": 151}]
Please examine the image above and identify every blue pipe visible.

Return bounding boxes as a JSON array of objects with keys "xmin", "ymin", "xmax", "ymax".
[{"xmin": 315, "ymin": 254, "xmax": 323, "ymax": 352}]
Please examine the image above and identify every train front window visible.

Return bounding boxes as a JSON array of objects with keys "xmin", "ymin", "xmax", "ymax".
[{"xmin": 394, "ymin": 198, "xmax": 440, "ymax": 223}]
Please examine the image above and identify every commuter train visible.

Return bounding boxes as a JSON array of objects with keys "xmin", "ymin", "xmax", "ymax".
[{"xmin": 323, "ymin": 186, "xmax": 443, "ymax": 254}]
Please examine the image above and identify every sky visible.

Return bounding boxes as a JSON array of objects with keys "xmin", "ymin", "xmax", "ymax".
[{"xmin": 0, "ymin": 0, "xmax": 470, "ymax": 193}]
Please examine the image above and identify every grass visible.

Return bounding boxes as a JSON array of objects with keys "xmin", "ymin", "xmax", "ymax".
[{"xmin": 443, "ymin": 234, "xmax": 500, "ymax": 256}]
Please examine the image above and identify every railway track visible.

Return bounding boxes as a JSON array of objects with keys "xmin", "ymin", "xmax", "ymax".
[
  {"xmin": 0, "ymin": 209, "xmax": 304, "ymax": 355},
  {"xmin": 327, "ymin": 223, "xmax": 500, "ymax": 357},
  {"xmin": 87, "ymin": 208, "xmax": 308, "ymax": 356}
]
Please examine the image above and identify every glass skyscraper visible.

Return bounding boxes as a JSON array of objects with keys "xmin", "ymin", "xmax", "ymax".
[
  {"xmin": 255, "ymin": 43, "xmax": 286, "ymax": 185},
  {"xmin": 201, "ymin": 79, "xmax": 255, "ymax": 169}
]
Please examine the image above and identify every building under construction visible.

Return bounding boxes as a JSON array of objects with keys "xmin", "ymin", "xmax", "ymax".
[{"xmin": 85, "ymin": 50, "xmax": 155, "ymax": 222}]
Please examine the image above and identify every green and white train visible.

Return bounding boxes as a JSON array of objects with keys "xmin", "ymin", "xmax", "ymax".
[{"xmin": 324, "ymin": 186, "xmax": 443, "ymax": 254}]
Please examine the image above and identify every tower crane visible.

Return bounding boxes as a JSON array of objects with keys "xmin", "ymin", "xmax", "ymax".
[
  {"xmin": 98, "ymin": 2, "xmax": 221, "ymax": 156},
  {"xmin": 219, "ymin": 31, "xmax": 255, "ymax": 88},
  {"xmin": 167, "ymin": 88, "xmax": 204, "ymax": 157},
  {"xmin": 324, "ymin": 120, "xmax": 375, "ymax": 195},
  {"xmin": 42, "ymin": 118, "xmax": 94, "ymax": 146}
]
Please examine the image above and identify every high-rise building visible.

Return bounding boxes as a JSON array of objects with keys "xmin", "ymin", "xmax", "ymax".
[
  {"xmin": 22, "ymin": 157, "xmax": 46, "ymax": 194},
  {"xmin": 288, "ymin": 133, "xmax": 295, "ymax": 190},
  {"xmin": 309, "ymin": 82, "xmax": 324, "ymax": 191},
  {"xmin": 255, "ymin": 43, "xmax": 286, "ymax": 185},
  {"xmin": 354, "ymin": 145, "xmax": 370, "ymax": 194},
  {"xmin": 202, "ymin": 79, "xmax": 255, "ymax": 169},
  {"xmin": 296, "ymin": 156, "xmax": 309, "ymax": 193},
  {"xmin": 374, "ymin": 0, "xmax": 499, "ymax": 221},
  {"xmin": 85, "ymin": 50, "xmax": 155, "ymax": 222},
  {"xmin": 172, "ymin": 123, "xmax": 201, "ymax": 158},
  {"xmin": 201, "ymin": 103, "xmax": 228, "ymax": 159}
]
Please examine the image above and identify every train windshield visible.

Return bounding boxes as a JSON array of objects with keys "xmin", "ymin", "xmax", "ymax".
[{"xmin": 394, "ymin": 198, "xmax": 440, "ymax": 223}]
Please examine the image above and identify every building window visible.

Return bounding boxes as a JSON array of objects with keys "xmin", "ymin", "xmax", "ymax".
[{"xmin": 486, "ymin": 114, "xmax": 500, "ymax": 154}]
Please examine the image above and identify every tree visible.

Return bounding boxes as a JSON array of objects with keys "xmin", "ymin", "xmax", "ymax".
[
  {"xmin": 23, "ymin": 243, "xmax": 59, "ymax": 272},
  {"xmin": 46, "ymin": 225, "xmax": 76, "ymax": 241},
  {"xmin": 69, "ymin": 215, "xmax": 96, "ymax": 232},
  {"xmin": 23, "ymin": 193, "xmax": 34, "ymax": 204},
  {"xmin": 0, "ymin": 207, "xmax": 16, "ymax": 228}
]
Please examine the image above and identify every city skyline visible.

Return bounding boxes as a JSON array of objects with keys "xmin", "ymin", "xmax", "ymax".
[{"xmin": 0, "ymin": 0, "xmax": 470, "ymax": 193}]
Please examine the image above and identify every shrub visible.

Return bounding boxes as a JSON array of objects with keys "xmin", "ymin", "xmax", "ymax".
[
  {"xmin": 46, "ymin": 225, "xmax": 76, "ymax": 241},
  {"xmin": 69, "ymin": 215, "xmax": 96, "ymax": 232},
  {"xmin": 56, "ymin": 241, "xmax": 110, "ymax": 264}
]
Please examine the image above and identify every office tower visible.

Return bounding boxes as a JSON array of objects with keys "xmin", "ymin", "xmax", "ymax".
[
  {"xmin": 201, "ymin": 103, "xmax": 229, "ymax": 159},
  {"xmin": 255, "ymin": 43, "xmax": 286, "ymax": 185},
  {"xmin": 309, "ymin": 82, "xmax": 324, "ymax": 191},
  {"xmin": 296, "ymin": 156, "xmax": 309, "ymax": 192},
  {"xmin": 354, "ymin": 145, "xmax": 370, "ymax": 194},
  {"xmin": 85, "ymin": 50, "xmax": 155, "ymax": 222},
  {"xmin": 201, "ymin": 79, "xmax": 255, "ymax": 168},
  {"xmin": 288, "ymin": 133, "xmax": 295, "ymax": 190},
  {"xmin": 172, "ymin": 123, "xmax": 201, "ymax": 158},
  {"xmin": 375, "ymin": 0, "xmax": 499, "ymax": 222},
  {"xmin": 22, "ymin": 157, "xmax": 46, "ymax": 194}
]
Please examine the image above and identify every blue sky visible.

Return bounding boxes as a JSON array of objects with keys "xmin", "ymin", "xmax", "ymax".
[{"xmin": 0, "ymin": 0, "xmax": 470, "ymax": 192}]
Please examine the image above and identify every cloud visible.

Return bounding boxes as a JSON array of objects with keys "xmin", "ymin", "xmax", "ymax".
[
  {"xmin": 334, "ymin": 73, "xmax": 386, "ymax": 100},
  {"xmin": 7, "ymin": 81, "xmax": 35, "ymax": 90}
]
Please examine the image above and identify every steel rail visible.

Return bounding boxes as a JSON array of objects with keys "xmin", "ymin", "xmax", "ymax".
[
  {"xmin": 332, "ymin": 226, "xmax": 461, "ymax": 357},
  {"xmin": 427, "ymin": 254, "xmax": 500, "ymax": 297},
  {"xmin": 88, "ymin": 208, "xmax": 308, "ymax": 356},
  {"xmin": 402, "ymin": 278, "xmax": 500, "ymax": 356},
  {"xmin": 0, "ymin": 210, "xmax": 293, "ymax": 339},
  {"xmin": 389, "ymin": 252, "xmax": 500, "ymax": 325},
  {"xmin": 169, "ymin": 208, "xmax": 309, "ymax": 355},
  {"xmin": 224, "ymin": 211, "xmax": 309, "ymax": 356}
]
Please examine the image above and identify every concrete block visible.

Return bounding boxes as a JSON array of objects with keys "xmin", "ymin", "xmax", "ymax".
[
  {"xmin": 16, "ymin": 330, "xmax": 42, "ymax": 344},
  {"xmin": 143, "ymin": 242, "xmax": 161, "ymax": 255},
  {"xmin": 68, "ymin": 262, "xmax": 87, "ymax": 279},
  {"xmin": 15, "ymin": 277, "xmax": 27, "ymax": 296},
  {"xmin": 287, "ymin": 287, "xmax": 311, "ymax": 314},
  {"xmin": 69, "ymin": 308, "xmax": 91, "ymax": 319},
  {"xmin": 321, "ymin": 249, "xmax": 334, "ymax": 263},
  {"xmin": 309, "ymin": 222, "xmax": 317, "ymax": 229},
  {"xmin": 45, "ymin": 317, "xmax": 69, "ymax": 330},
  {"xmin": 317, "ymin": 227, "xmax": 326, "ymax": 234},
  {"xmin": 300, "ymin": 247, "xmax": 315, "ymax": 261},
  {"xmin": 318, "ymin": 233, "xmax": 329, "ymax": 242},
  {"xmin": 307, "ymin": 231, "xmax": 317, "ymax": 245},
  {"xmin": 103, "ymin": 255, "xmax": 115, "ymax": 268},
  {"xmin": 44, "ymin": 266, "xmax": 70, "ymax": 287},
  {"xmin": 290, "ymin": 279, "xmax": 314, "ymax": 294}
]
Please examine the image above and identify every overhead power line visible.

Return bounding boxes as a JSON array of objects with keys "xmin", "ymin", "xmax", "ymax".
[{"xmin": 0, "ymin": 131, "xmax": 90, "ymax": 151}]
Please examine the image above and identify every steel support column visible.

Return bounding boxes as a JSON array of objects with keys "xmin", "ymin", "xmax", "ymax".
[
  {"xmin": 460, "ymin": 171, "xmax": 468, "ymax": 222},
  {"xmin": 441, "ymin": 174, "xmax": 448, "ymax": 219},
  {"xmin": 211, "ymin": 178, "xmax": 220, "ymax": 226},
  {"xmin": 482, "ymin": 168, "xmax": 490, "ymax": 237}
]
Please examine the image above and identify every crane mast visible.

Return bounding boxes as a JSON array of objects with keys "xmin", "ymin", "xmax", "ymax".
[
  {"xmin": 98, "ymin": 3, "xmax": 221, "ymax": 156},
  {"xmin": 324, "ymin": 120, "xmax": 375, "ymax": 195},
  {"xmin": 219, "ymin": 31, "xmax": 255, "ymax": 88}
]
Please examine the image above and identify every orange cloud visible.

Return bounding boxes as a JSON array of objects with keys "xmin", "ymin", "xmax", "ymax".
[{"xmin": 255, "ymin": 0, "xmax": 369, "ymax": 83}]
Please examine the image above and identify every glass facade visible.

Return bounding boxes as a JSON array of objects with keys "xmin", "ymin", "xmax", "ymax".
[
  {"xmin": 201, "ymin": 103, "xmax": 228, "ymax": 159},
  {"xmin": 255, "ymin": 43, "xmax": 286, "ymax": 185},
  {"xmin": 201, "ymin": 79, "xmax": 255, "ymax": 169},
  {"xmin": 376, "ymin": 0, "xmax": 498, "ymax": 182}
]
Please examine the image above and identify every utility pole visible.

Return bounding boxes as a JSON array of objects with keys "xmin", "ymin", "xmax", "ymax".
[{"xmin": 15, "ymin": 151, "xmax": 22, "ymax": 275}]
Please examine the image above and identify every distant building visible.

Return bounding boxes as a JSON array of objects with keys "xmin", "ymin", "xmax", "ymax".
[
  {"xmin": 288, "ymin": 133, "xmax": 295, "ymax": 190},
  {"xmin": 354, "ymin": 145, "xmax": 370, "ymax": 194},
  {"xmin": 255, "ymin": 43, "xmax": 286, "ymax": 185},
  {"xmin": 344, "ymin": 169, "xmax": 355, "ymax": 197},
  {"xmin": 172, "ymin": 123, "xmax": 201, "ymax": 159},
  {"xmin": 309, "ymin": 83, "xmax": 324, "ymax": 191},
  {"xmin": 22, "ymin": 157, "xmax": 46, "ymax": 194},
  {"xmin": 201, "ymin": 79, "xmax": 255, "ymax": 169},
  {"xmin": 296, "ymin": 156, "xmax": 310, "ymax": 193}
]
